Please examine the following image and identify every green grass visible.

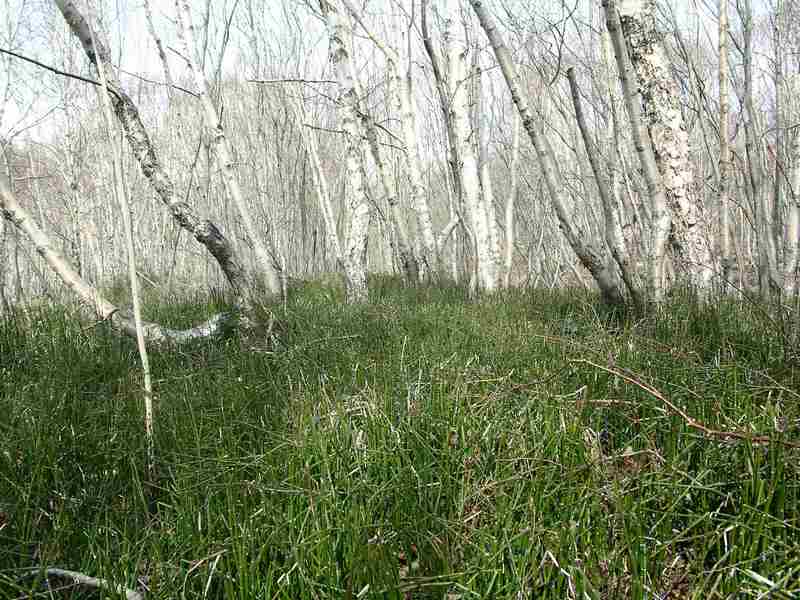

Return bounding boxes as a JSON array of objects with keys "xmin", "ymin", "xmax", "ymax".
[{"xmin": 1, "ymin": 277, "xmax": 799, "ymax": 599}]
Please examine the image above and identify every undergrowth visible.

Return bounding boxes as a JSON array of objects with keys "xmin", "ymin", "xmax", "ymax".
[{"xmin": 1, "ymin": 276, "xmax": 798, "ymax": 599}]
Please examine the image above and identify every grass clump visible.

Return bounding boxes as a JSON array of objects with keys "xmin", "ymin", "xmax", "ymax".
[{"xmin": 1, "ymin": 278, "xmax": 799, "ymax": 598}]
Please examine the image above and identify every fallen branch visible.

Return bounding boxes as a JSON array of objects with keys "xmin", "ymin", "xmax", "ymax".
[
  {"xmin": 19, "ymin": 568, "xmax": 143, "ymax": 600},
  {"xmin": 573, "ymin": 359, "xmax": 800, "ymax": 449}
]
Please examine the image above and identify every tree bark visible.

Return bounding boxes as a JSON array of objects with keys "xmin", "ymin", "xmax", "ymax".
[
  {"xmin": 340, "ymin": 0, "xmax": 432, "ymax": 280},
  {"xmin": 567, "ymin": 66, "xmax": 643, "ymax": 310},
  {"xmin": 615, "ymin": 0, "xmax": 714, "ymax": 296},
  {"xmin": 470, "ymin": 0, "xmax": 624, "ymax": 304},
  {"xmin": 53, "ymin": 0, "xmax": 249, "ymax": 297},
  {"xmin": 718, "ymin": 0, "xmax": 734, "ymax": 289},
  {"xmin": 449, "ymin": 0, "xmax": 497, "ymax": 292},
  {"xmin": 741, "ymin": 0, "xmax": 780, "ymax": 296},
  {"xmin": 603, "ymin": 0, "xmax": 671, "ymax": 301},
  {"xmin": 503, "ymin": 113, "xmax": 519, "ymax": 288},
  {"xmin": 320, "ymin": 0, "xmax": 371, "ymax": 303}
]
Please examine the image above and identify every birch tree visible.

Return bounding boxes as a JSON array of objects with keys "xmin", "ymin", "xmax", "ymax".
[
  {"xmin": 319, "ymin": 0, "xmax": 371, "ymax": 303},
  {"xmin": 447, "ymin": 0, "xmax": 497, "ymax": 292},
  {"xmin": 174, "ymin": 0, "xmax": 283, "ymax": 299},
  {"xmin": 615, "ymin": 0, "xmax": 715, "ymax": 295},
  {"xmin": 783, "ymin": 75, "xmax": 800, "ymax": 296},
  {"xmin": 340, "ymin": 0, "xmax": 433, "ymax": 280},
  {"xmin": 718, "ymin": 0, "xmax": 733, "ymax": 288},
  {"xmin": 1, "ymin": 175, "xmax": 235, "ymax": 344},
  {"xmin": 53, "ymin": 0, "xmax": 251, "ymax": 298},
  {"xmin": 469, "ymin": 0, "xmax": 625, "ymax": 304},
  {"xmin": 503, "ymin": 112, "xmax": 519, "ymax": 288},
  {"xmin": 603, "ymin": 0, "xmax": 671, "ymax": 300}
]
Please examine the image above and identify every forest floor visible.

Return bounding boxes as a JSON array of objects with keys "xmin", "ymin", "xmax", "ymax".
[{"xmin": 1, "ymin": 276, "xmax": 799, "ymax": 599}]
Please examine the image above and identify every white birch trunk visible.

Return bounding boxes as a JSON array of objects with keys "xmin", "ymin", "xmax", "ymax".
[
  {"xmin": 292, "ymin": 95, "xmax": 343, "ymax": 266},
  {"xmin": 616, "ymin": 0, "xmax": 714, "ymax": 295},
  {"xmin": 362, "ymin": 113, "xmax": 419, "ymax": 283},
  {"xmin": 718, "ymin": 0, "xmax": 733, "ymax": 289},
  {"xmin": 475, "ymin": 58, "xmax": 501, "ymax": 290},
  {"xmin": 175, "ymin": 0, "xmax": 282, "ymax": 298},
  {"xmin": 321, "ymin": 0, "xmax": 371, "ymax": 303},
  {"xmin": 504, "ymin": 112, "xmax": 520, "ymax": 288},
  {"xmin": 447, "ymin": 0, "xmax": 496, "ymax": 292},
  {"xmin": 340, "ymin": 0, "xmax": 436, "ymax": 278},
  {"xmin": 783, "ymin": 75, "xmax": 800, "ymax": 296},
  {"xmin": 603, "ymin": 0, "xmax": 671, "ymax": 300}
]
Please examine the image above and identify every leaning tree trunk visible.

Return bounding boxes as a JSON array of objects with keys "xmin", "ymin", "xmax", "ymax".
[
  {"xmin": 615, "ymin": 0, "xmax": 714, "ymax": 296},
  {"xmin": 469, "ymin": 0, "xmax": 625, "ymax": 305},
  {"xmin": 567, "ymin": 67, "xmax": 644, "ymax": 310},
  {"xmin": 53, "ymin": 0, "xmax": 250, "ymax": 298}
]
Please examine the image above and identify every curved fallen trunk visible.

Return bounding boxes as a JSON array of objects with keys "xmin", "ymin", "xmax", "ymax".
[
  {"xmin": 1, "ymin": 176, "xmax": 235, "ymax": 345},
  {"xmin": 19, "ymin": 568, "xmax": 143, "ymax": 600}
]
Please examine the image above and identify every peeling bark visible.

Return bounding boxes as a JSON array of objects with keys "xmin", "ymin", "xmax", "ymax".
[{"xmin": 616, "ymin": 0, "xmax": 714, "ymax": 294}]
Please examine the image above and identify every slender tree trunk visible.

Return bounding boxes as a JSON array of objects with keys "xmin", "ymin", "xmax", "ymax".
[
  {"xmin": 475, "ymin": 57, "xmax": 501, "ymax": 289},
  {"xmin": 361, "ymin": 112, "xmax": 419, "ymax": 283},
  {"xmin": 567, "ymin": 67, "xmax": 643, "ymax": 310},
  {"xmin": 447, "ymin": 0, "xmax": 496, "ymax": 292},
  {"xmin": 718, "ymin": 0, "xmax": 734, "ymax": 289},
  {"xmin": 90, "ymin": 10, "xmax": 155, "ymax": 480},
  {"xmin": 741, "ymin": 0, "xmax": 780, "ymax": 296},
  {"xmin": 470, "ymin": 0, "xmax": 624, "ymax": 304},
  {"xmin": 772, "ymin": 0, "xmax": 785, "ymax": 267},
  {"xmin": 340, "ymin": 0, "xmax": 434, "ymax": 279},
  {"xmin": 504, "ymin": 112, "xmax": 520, "ymax": 288},
  {"xmin": 292, "ymin": 95, "xmax": 343, "ymax": 267},
  {"xmin": 320, "ymin": 0, "xmax": 371, "ymax": 303},
  {"xmin": 1, "ymin": 177, "xmax": 234, "ymax": 344},
  {"xmin": 783, "ymin": 81, "xmax": 800, "ymax": 296},
  {"xmin": 142, "ymin": 0, "xmax": 174, "ymax": 103}
]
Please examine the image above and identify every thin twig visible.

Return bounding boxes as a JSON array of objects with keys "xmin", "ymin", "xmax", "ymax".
[
  {"xmin": 0, "ymin": 47, "xmax": 121, "ymax": 99},
  {"xmin": 574, "ymin": 359, "xmax": 800, "ymax": 448},
  {"xmin": 248, "ymin": 77, "xmax": 337, "ymax": 85}
]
